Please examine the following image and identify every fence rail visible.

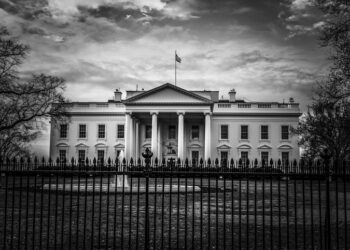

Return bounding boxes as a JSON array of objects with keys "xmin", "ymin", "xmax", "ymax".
[{"xmin": 0, "ymin": 158, "xmax": 349, "ymax": 249}]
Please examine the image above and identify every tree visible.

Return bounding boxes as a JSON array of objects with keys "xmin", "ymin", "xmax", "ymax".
[
  {"xmin": 293, "ymin": 97, "xmax": 350, "ymax": 163},
  {"xmin": 293, "ymin": 1, "xmax": 350, "ymax": 162},
  {"xmin": 0, "ymin": 27, "xmax": 67, "ymax": 159},
  {"xmin": 316, "ymin": 0, "xmax": 350, "ymax": 101}
]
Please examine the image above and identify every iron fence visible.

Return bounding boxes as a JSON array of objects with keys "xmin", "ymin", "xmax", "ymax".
[{"xmin": 0, "ymin": 157, "xmax": 349, "ymax": 249}]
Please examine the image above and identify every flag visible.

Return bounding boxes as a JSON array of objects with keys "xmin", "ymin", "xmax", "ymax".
[{"xmin": 175, "ymin": 53, "xmax": 182, "ymax": 63}]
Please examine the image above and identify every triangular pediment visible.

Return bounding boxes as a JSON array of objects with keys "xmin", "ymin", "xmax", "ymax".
[
  {"xmin": 216, "ymin": 143, "xmax": 232, "ymax": 149},
  {"xmin": 125, "ymin": 83, "xmax": 212, "ymax": 104}
]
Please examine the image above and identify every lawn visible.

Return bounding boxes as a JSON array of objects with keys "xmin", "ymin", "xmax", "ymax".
[{"xmin": 0, "ymin": 174, "xmax": 349, "ymax": 249}]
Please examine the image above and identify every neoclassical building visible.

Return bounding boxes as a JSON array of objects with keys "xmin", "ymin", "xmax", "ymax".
[{"xmin": 49, "ymin": 83, "xmax": 301, "ymax": 163}]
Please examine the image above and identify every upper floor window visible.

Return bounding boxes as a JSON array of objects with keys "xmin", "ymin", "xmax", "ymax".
[
  {"xmin": 281, "ymin": 125, "xmax": 289, "ymax": 140},
  {"xmin": 117, "ymin": 124, "xmax": 125, "ymax": 139},
  {"xmin": 98, "ymin": 124, "xmax": 106, "ymax": 138},
  {"xmin": 168, "ymin": 125, "xmax": 176, "ymax": 139},
  {"xmin": 220, "ymin": 125, "xmax": 228, "ymax": 139},
  {"xmin": 240, "ymin": 125, "xmax": 248, "ymax": 140},
  {"xmin": 261, "ymin": 125, "xmax": 269, "ymax": 140},
  {"xmin": 145, "ymin": 125, "xmax": 152, "ymax": 139},
  {"xmin": 79, "ymin": 124, "xmax": 86, "ymax": 138},
  {"xmin": 60, "ymin": 124, "xmax": 68, "ymax": 138},
  {"xmin": 191, "ymin": 125, "xmax": 199, "ymax": 140}
]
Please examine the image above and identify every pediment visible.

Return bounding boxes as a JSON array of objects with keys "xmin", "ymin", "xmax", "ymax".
[
  {"xmin": 114, "ymin": 143, "xmax": 125, "ymax": 148},
  {"xmin": 258, "ymin": 144, "xmax": 272, "ymax": 149},
  {"xmin": 75, "ymin": 143, "xmax": 88, "ymax": 148},
  {"xmin": 56, "ymin": 142, "xmax": 69, "ymax": 147},
  {"xmin": 125, "ymin": 83, "xmax": 212, "ymax": 104},
  {"xmin": 216, "ymin": 143, "xmax": 232, "ymax": 149},
  {"xmin": 95, "ymin": 143, "xmax": 107, "ymax": 148},
  {"xmin": 237, "ymin": 143, "xmax": 252, "ymax": 149},
  {"xmin": 188, "ymin": 142, "xmax": 202, "ymax": 148},
  {"xmin": 278, "ymin": 144, "xmax": 293, "ymax": 149}
]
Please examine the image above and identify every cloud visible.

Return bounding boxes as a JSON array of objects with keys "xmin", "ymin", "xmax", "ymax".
[{"xmin": 281, "ymin": 0, "xmax": 325, "ymax": 39}]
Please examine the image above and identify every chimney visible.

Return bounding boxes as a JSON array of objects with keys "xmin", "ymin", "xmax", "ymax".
[
  {"xmin": 114, "ymin": 89, "xmax": 122, "ymax": 102},
  {"xmin": 229, "ymin": 88, "xmax": 236, "ymax": 102}
]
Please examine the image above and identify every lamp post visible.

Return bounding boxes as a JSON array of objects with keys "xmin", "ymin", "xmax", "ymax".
[{"xmin": 142, "ymin": 148, "xmax": 153, "ymax": 250}]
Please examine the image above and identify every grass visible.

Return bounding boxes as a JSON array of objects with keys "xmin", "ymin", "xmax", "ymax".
[{"xmin": 0, "ymin": 174, "xmax": 350, "ymax": 249}]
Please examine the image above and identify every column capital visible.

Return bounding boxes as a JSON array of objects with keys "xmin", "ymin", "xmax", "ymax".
[
  {"xmin": 204, "ymin": 111, "xmax": 212, "ymax": 116},
  {"xmin": 177, "ymin": 112, "xmax": 186, "ymax": 116},
  {"xmin": 125, "ymin": 111, "xmax": 132, "ymax": 115},
  {"xmin": 150, "ymin": 111, "xmax": 158, "ymax": 116}
]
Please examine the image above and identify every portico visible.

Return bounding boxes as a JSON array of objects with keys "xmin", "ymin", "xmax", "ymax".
[{"xmin": 124, "ymin": 111, "xmax": 212, "ymax": 161}]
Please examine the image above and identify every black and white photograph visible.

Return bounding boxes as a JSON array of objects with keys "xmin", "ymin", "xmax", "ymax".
[{"xmin": 0, "ymin": 0, "xmax": 349, "ymax": 249}]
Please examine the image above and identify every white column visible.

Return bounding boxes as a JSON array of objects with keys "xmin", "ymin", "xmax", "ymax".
[
  {"xmin": 157, "ymin": 123, "xmax": 161, "ymax": 159},
  {"xmin": 177, "ymin": 112, "xmax": 184, "ymax": 160},
  {"xmin": 135, "ymin": 120, "xmax": 140, "ymax": 159},
  {"xmin": 151, "ymin": 112, "xmax": 158, "ymax": 154},
  {"xmin": 204, "ymin": 112, "xmax": 211, "ymax": 161},
  {"xmin": 125, "ymin": 112, "xmax": 131, "ymax": 160},
  {"xmin": 130, "ymin": 117, "xmax": 135, "ymax": 159}
]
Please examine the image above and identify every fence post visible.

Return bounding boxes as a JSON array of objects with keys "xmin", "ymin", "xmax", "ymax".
[
  {"xmin": 321, "ymin": 149, "xmax": 332, "ymax": 250},
  {"xmin": 142, "ymin": 148, "xmax": 153, "ymax": 250}
]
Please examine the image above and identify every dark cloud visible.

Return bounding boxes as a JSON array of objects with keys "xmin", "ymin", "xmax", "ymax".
[{"xmin": 0, "ymin": 0, "xmax": 50, "ymax": 20}]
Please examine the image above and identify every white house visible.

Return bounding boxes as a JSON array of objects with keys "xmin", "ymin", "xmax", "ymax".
[{"xmin": 49, "ymin": 83, "xmax": 301, "ymax": 163}]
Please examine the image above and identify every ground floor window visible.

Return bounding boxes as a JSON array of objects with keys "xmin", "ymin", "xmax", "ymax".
[
  {"xmin": 282, "ymin": 152, "xmax": 289, "ymax": 165},
  {"xmin": 78, "ymin": 150, "xmax": 85, "ymax": 162},
  {"xmin": 240, "ymin": 151, "xmax": 248, "ymax": 162},
  {"xmin": 191, "ymin": 150, "xmax": 199, "ymax": 165},
  {"xmin": 261, "ymin": 151, "xmax": 269, "ymax": 164},
  {"xmin": 97, "ymin": 150, "xmax": 104, "ymax": 164},
  {"xmin": 221, "ymin": 151, "xmax": 228, "ymax": 167},
  {"xmin": 59, "ymin": 150, "xmax": 66, "ymax": 163}
]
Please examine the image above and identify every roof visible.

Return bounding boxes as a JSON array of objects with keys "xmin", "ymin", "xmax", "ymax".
[{"xmin": 123, "ymin": 83, "xmax": 213, "ymax": 104}]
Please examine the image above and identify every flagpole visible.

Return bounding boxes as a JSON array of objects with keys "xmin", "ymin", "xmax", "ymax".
[{"xmin": 175, "ymin": 50, "xmax": 177, "ymax": 86}]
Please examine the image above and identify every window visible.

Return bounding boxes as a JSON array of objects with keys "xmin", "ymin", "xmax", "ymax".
[
  {"xmin": 282, "ymin": 152, "xmax": 289, "ymax": 164},
  {"xmin": 78, "ymin": 150, "xmax": 85, "ymax": 161},
  {"xmin": 261, "ymin": 152, "xmax": 269, "ymax": 163},
  {"xmin": 191, "ymin": 151, "xmax": 199, "ymax": 165},
  {"xmin": 117, "ymin": 124, "xmax": 125, "ymax": 139},
  {"xmin": 145, "ymin": 125, "xmax": 152, "ymax": 139},
  {"xmin": 116, "ymin": 150, "xmax": 121, "ymax": 158},
  {"xmin": 220, "ymin": 125, "xmax": 228, "ymax": 139},
  {"xmin": 221, "ymin": 151, "xmax": 228, "ymax": 167},
  {"xmin": 168, "ymin": 125, "xmax": 176, "ymax": 139},
  {"xmin": 281, "ymin": 125, "xmax": 289, "ymax": 140},
  {"xmin": 241, "ymin": 151, "xmax": 248, "ymax": 161},
  {"xmin": 59, "ymin": 150, "xmax": 66, "ymax": 162},
  {"xmin": 79, "ymin": 124, "xmax": 86, "ymax": 138},
  {"xmin": 191, "ymin": 125, "xmax": 199, "ymax": 139},
  {"xmin": 241, "ymin": 125, "xmax": 248, "ymax": 139},
  {"xmin": 98, "ymin": 124, "xmax": 105, "ymax": 138},
  {"xmin": 60, "ymin": 124, "xmax": 68, "ymax": 138},
  {"xmin": 261, "ymin": 125, "xmax": 269, "ymax": 140},
  {"xmin": 97, "ymin": 150, "xmax": 104, "ymax": 163}
]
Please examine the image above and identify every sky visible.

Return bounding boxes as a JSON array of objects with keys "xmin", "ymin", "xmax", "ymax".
[{"xmin": 0, "ymin": 0, "xmax": 330, "ymax": 157}]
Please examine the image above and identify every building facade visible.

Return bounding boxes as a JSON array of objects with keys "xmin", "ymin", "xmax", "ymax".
[{"xmin": 49, "ymin": 83, "xmax": 301, "ymax": 163}]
